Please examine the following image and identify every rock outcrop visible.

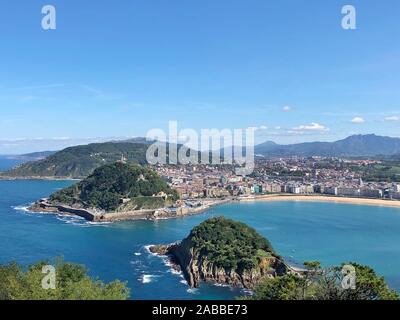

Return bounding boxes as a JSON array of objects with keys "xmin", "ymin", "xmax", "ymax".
[{"xmin": 150, "ymin": 217, "xmax": 289, "ymax": 289}]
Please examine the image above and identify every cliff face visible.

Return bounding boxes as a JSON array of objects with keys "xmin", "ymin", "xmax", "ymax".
[
  {"xmin": 150, "ymin": 217, "xmax": 290, "ymax": 289},
  {"xmin": 150, "ymin": 239, "xmax": 287, "ymax": 289}
]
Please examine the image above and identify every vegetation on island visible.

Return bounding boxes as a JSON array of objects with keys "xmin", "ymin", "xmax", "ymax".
[
  {"xmin": 167, "ymin": 217, "xmax": 398, "ymax": 300},
  {"xmin": 186, "ymin": 217, "xmax": 276, "ymax": 271},
  {"xmin": 152, "ymin": 217, "xmax": 284, "ymax": 289},
  {"xmin": 49, "ymin": 162, "xmax": 179, "ymax": 212},
  {"xmin": 243, "ymin": 261, "xmax": 399, "ymax": 300},
  {"xmin": 0, "ymin": 260, "xmax": 129, "ymax": 300}
]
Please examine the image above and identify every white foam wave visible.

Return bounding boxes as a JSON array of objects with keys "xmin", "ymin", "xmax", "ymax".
[
  {"xmin": 13, "ymin": 204, "xmax": 112, "ymax": 227},
  {"xmin": 144, "ymin": 245, "xmax": 159, "ymax": 256},
  {"xmin": 12, "ymin": 205, "xmax": 31, "ymax": 212},
  {"xmin": 55, "ymin": 214, "xmax": 87, "ymax": 226},
  {"xmin": 139, "ymin": 274, "xmax": 158, "ymax": 284},
  {"xmin": 168, "ymin": 268, "xmax": 181, "ymax": 275},
  {"xmin": 213, "ymin": 283, "xmax": 230, "ymax": 288},
  {"xmin": 241, "ymin": 288, "xmax": 254, "ymax": 296},
  {"xmin": 187, "ymin": 288, "xmax": 199, "ymax": 294},
  {"xmin": 160, "ymin": 256, "xmax": 182, "ymax": 276},
  {"xmin": 86, "ymin": 221, "xmax": 112, "ymax": 226},
  {"xmin": 13, "ymin": 204, "xmax": 48, "ymax": 216}
]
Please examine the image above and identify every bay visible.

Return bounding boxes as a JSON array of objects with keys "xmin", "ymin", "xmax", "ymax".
[{"xmin": 1, "ymin": 178, "xmax": 400, "ymax": 299}]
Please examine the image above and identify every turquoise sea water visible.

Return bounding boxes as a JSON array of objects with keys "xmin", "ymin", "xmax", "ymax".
[{"xmin": 1, "ymin": 178, "xmax": 400, "ymax": 299}]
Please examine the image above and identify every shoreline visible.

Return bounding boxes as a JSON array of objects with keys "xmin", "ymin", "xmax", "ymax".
[
  {"xmin": 239, "ymin": 194, "xmax": 400, "ymax": 208},
  {"xmin": 148, "ymin": 242, "xmax": 308, "ymax": 290},
  {"xmin": 25, "ymin": 193, "xmax": 400, "ymax": 223},
  {"xmin": 28, "ymin": 197, "xmax": 233, "ymax": 223},
  {"xmin": 0, "ymin": 175, "xmax": 81, "ymax": 181}
]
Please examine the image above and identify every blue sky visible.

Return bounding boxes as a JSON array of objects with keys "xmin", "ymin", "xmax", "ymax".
[{"xmin": 0, "ymin": 0, "xmax": 399, "ymax": 153}]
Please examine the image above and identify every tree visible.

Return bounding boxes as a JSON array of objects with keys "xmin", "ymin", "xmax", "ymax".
[
  {"xmin": 0, "ymin": 260, "xmax": 130, "ymax": 300},
  {"xmin": 313, "ymin": 263, "xmax": 399, "ymax": 300},
  {"xmin": 249, "ymin": 274, "xmax": 307, "ymax": 300},
  {"xmin": 244, "ymin": 262, "xmax": 399, "ymax": 300}
]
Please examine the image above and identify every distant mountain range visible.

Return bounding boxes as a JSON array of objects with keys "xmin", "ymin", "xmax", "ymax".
[
  {"xmin": 254, "ymin": 134, "xmax": 400, "ymax": 157},
  {"xmin": 1, "ymin": 134, "xmax": 400, "ymax": 178}
]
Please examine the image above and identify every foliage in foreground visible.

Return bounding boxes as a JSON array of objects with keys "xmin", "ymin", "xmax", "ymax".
[
  {"xmin": 244, "ymin": 261, "xmax": 399, "ymax": 300},
  {"xmin": 0, "ymin": 260, "xmax": 130, "ymax": 300}
]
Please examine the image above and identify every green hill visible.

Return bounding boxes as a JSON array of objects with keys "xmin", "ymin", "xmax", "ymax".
[
  {"xmin": 186, "ymin": 217, "xmax": 276, "ymax": 270},
  {"xmin": 2, "ymin": 140, "xmax": 207, "ymax": 179},
  {"xmin": 49, "ymin": 162, "xmax": 179, "ymax": 212},
  {"xmin": 3, "ymin": 142, "xmax": 149, "ymax": 178},
  {"xmin": 151, "ymin": 217, "xmax": 284, "ymax": 288}
]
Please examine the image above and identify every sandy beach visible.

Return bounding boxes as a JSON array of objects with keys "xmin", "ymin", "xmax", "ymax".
[{"xmin": 239, "ymin": 194, "xmax": 400, "ymax": 208}]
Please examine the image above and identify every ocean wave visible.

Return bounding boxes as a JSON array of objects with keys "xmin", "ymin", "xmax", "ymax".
[
  {"xmin": 134, "ymin": 252, "xmax": 142, "ymax": 256},
  {"xmin": 241, "ymin": 288, "xmax": 254, "ymax": 296},
  {"xmin": 169, "ymin": 269, "xmax": 181, "ymax": 275},
  {"xmin": 55, "ymin": 215, "xmax": 88, "ymax": 226},
  {"xmin": 213, "ymin": 283, "xmax": 230, "ymax": 288},
  {"xmin": 129, "ymin": 260, "xmax": 146, "ymax": 273},
  {"xmin": 12, "ymin": 205, "xmax": 31, "ymax": 212},
  {"xmin": 160, "ymin": 255, "xmax": 183, "ymax": 276},
  {"xmin": 144, "ymin": 245, "xmax": 159, "ymax": 257},
  {"xmin": 162, "ymin": 257, "xmax": 173, "ymax": 267},
  {"xmin": 12, "ymin": 204, "xmax": 114, "ymax": 228},
  {"xmin": 143, "ymin": 244, "xmax": 184, "ymax": 279},
  {"xmin": 139, "ymin": 274, "xmax": 158, "ymax": 284},
  {"xmin": 12, "ymin": 204, "xmax": 48, "ymax": 216},
  {"xmin": 187, "ymin": 288, "xmax": 199, "ymax": 294},
  {"xmin": 86, "ymin": 221, "xmax": 112, "ymax": 227}
]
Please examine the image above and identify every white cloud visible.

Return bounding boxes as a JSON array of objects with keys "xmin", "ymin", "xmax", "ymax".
[
  {"xmin": 292, "ymin": 122, "xmax": 328, "ymax": 132},
  {"xmin": 52, "ymin": 137, "xmax": 71, "ymax": 140},
  {"xmin": 283, "ymin": 105, "xmax": 291, "ymax": 112},
  {"xmin": 250, "ymin": 125, "xmax": 268, "ymax": 131},
  {"xmin": 385, "ymin": 116, "xmax": 399, "ymax": 122},
  {"xmin": 274, "ymin": 126, "xmax": 281, "ymax": 130},
  {"xmin": 351, "ymin": 117, "xmax": 365, "ymax": 124}
]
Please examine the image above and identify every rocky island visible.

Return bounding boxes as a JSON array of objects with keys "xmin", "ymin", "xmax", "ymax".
[
  {"xmin": 29, "ymin": 162, "xmax": 183, "ymax": 222},
  {"xmin": 29, "ymin": 162, "xmax": 231, "ymax": 222},
  {"xmin": 150, "ymin": 217, "xmax": 292, "ymax": 289}
]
